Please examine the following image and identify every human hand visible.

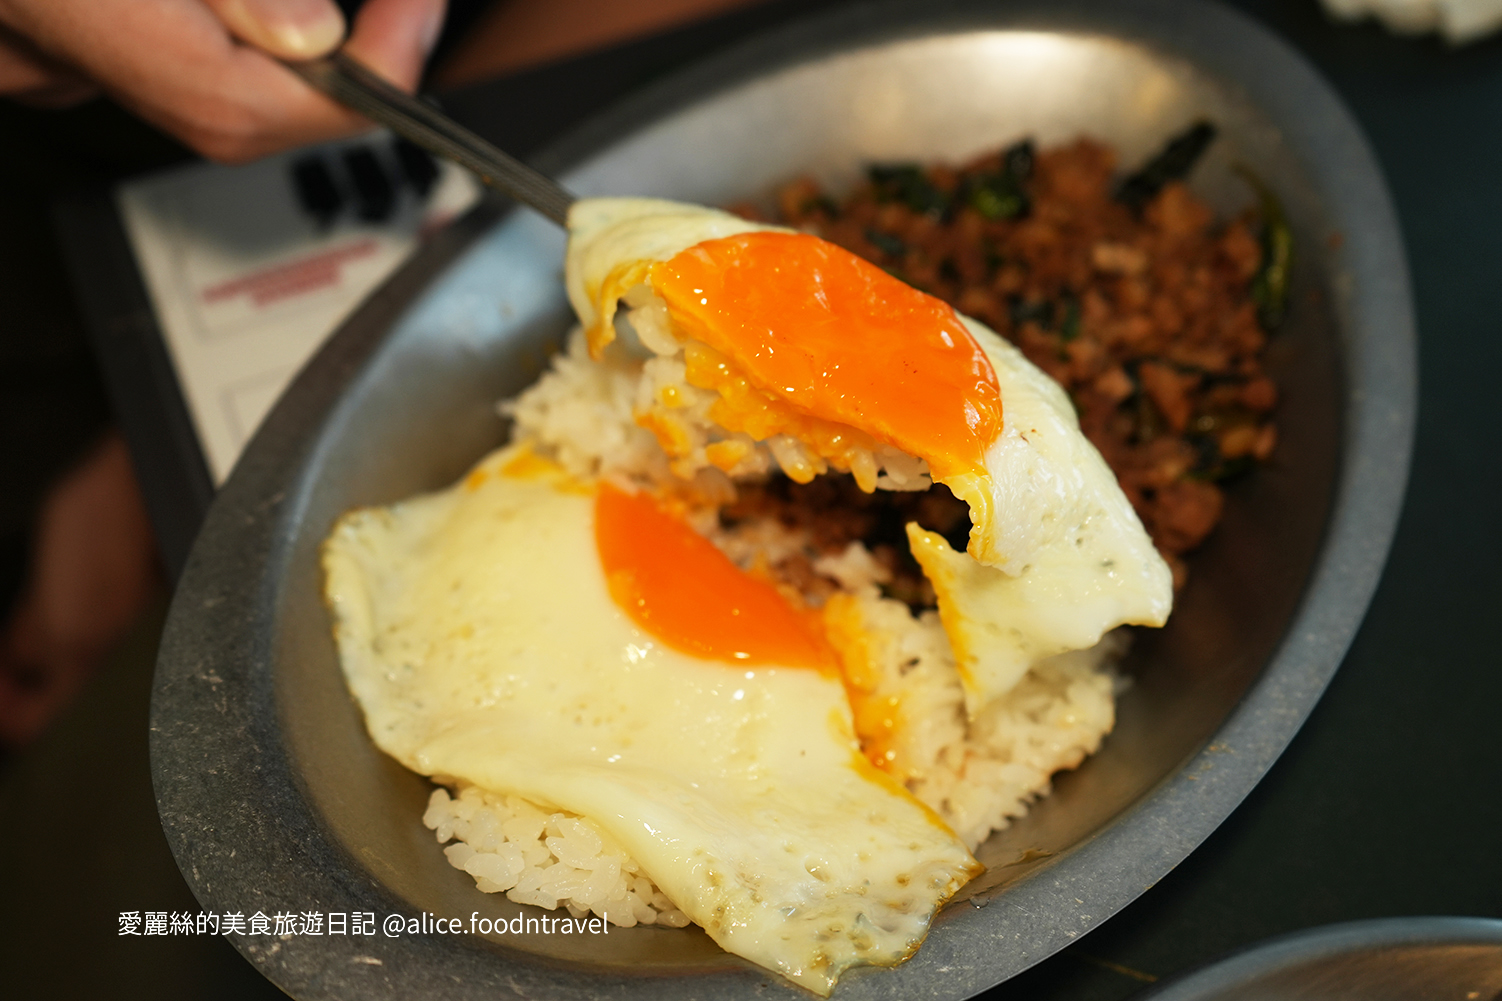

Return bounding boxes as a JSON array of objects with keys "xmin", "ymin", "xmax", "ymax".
[{"xmin": 0, "ymin": 0, "xmax": 447, "ymax": 161}]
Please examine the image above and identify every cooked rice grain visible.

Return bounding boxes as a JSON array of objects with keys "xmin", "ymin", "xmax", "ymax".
[
  {"xmin": 423, "ymin": 784, "xmax": 691, "ymax": 928},
  {"xmin": 825, "ymin": 584, "xmax": 1121, "ymax": 849}
]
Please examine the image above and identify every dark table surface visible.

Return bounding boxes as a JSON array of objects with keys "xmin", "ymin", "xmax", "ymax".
[{"xmin": 1, "ymin": 0, "xmax": 1498, "ymax": 998}]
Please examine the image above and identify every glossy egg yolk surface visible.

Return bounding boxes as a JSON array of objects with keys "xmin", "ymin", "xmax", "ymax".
[
  {"xmin": 650, "ymin": 231, "xmax": 1003, "ymax": 481},
  {"xmin": 595, "ymin": 483, "xmax": 832, "ymax": 670}
]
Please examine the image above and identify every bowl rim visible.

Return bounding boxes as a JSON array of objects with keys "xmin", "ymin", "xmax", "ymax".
[
  {"xmin": 150, "ymin": 1, "xmax": 1417, "ymax": 998},
  {"xmin": 1138, "ymin": 916, "xmax": 1502, "ymax": 999}
]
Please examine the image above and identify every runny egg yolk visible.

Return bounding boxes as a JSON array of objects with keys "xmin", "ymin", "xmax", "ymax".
[
  {"xmin": 595, "ymin": 483, "xmax": 834, "ymax": 670},
  {"xmin": 649, "ymin": 231, "xmax": 1003, "ymax": 480}
]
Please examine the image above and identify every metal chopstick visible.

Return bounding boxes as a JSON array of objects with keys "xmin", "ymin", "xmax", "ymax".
[{"xmin": 286, "ymin": 51, "xmax": 576, "ymax": 226}]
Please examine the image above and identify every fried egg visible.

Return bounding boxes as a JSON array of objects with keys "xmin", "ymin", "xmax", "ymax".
[
  {"xmin": 566, "ymin": 198, "xmax": 1173, "ymax": 714},
  {"xmin": 323, "ymin": 447, "xmax": 981, "ymax": 995},
  {"xmin": 325, "ymin": 194, "xmax": 1176, "ymax": 993}
]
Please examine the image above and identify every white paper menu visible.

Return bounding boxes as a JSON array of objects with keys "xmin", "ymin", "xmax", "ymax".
[{"xmin": 117, "ymin": 132, "xmax": 480, "ymax": 484}]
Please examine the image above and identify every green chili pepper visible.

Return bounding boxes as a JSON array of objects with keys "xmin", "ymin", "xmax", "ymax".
[
  {"xmin": 965, "ymin": 138, "xmax": 1035, "ymax": 220},
  {"xmin": 1233, "ymin": 165, "xmax": 1293, "ymax": 331},
  {"xmin": 969, "ymin": 176, "xmax": 1026, "ymax": 220}
]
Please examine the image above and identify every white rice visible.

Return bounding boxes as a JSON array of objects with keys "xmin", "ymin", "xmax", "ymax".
[
  {"xmin": 828, "ymin": 584, "xmax": 1123, "ymax": 849},
  {"xmin": 422, "ymin": 784, "xmax": 690, "ymax": 929},
  {"xmin": 499, "ymin": 325, "xmax": 673, "ymax": 487},
  {"xmin": 505, "ymin": 316, "xmax": 933, "ymax": 494},
  {"xmin": 453, "ymin": 316, "xmax": 1125, "ymax": 913}
]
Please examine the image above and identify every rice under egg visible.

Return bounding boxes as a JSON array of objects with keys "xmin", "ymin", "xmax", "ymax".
[{"xmin": 321, "ymin": 196, "xmax": 1173, "ymax": 994}]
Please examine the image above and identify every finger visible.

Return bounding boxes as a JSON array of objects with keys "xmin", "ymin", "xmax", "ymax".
[
  {"xmin": 343, "ymin": 0, "xmax": 446, "ymax": 91},
  {"xmin": 0, "ymin": 22, "xmax": 94, "ymax": 98},
  {"xmin": 0, "ymin": 32, "xmax": 56, "ymax": 91},
  {"xmin": 0, "ymin": 0, "xmax": 443, "ymax": 162},
  {"xmin": 176, "ymin": 0, "xmax": 444, "ymax": 160},
  {"xmin": 95, "ymin": 26, "xmax": 367, "ymax": 162},
  {"xmin": 189, "ymin": 0, "xmax": 445, "ymax": 158},
  {"xmin": 9, "ymin": 77, "xmax": 99, "ymax": 107},
  {"xmin": 200, "ymin": 0, "xmax": 346, "ymax": 60}
]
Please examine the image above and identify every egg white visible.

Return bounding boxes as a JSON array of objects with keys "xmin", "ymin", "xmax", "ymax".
[
  {"xmin": 565, "ymin": 197, "xmax": 1172, "ymax": 714},
  {"xmin": 322, "ymin": 448, "xmax": 980, "ymax": 995}
]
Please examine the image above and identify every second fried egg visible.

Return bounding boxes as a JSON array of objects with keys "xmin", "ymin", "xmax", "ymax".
[{"xmin": 322, "ymin": 447, "xmax": 980, "ymax": 995}]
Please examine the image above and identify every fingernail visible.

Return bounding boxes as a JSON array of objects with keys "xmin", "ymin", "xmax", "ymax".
[{"xmin": 224, "ymin": 0, "xmax": 347, "ymax": 59}]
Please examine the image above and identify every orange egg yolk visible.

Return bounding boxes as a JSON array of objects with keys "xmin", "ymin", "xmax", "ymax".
[
  {"xmin": 595, "ymin": 484, "xmax": 834, "ymax": 670},
  {"xmin": 649, "ymin": 231, "xmax": 1003, "ymax": 480}
]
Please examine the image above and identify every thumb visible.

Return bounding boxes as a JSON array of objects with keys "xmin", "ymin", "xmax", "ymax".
[{"xmin": 203, "ymin": 0, "xmax": 348, "ymax": 60}]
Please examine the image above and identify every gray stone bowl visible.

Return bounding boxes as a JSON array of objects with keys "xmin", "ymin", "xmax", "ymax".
[
  {"xmin": 150, "ymin": 1, "xmax": 1415, "ymax": 998},
  {"xmin": 1139, "ymin": 917, "xmax": 1502, "ymax": 1001}
]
